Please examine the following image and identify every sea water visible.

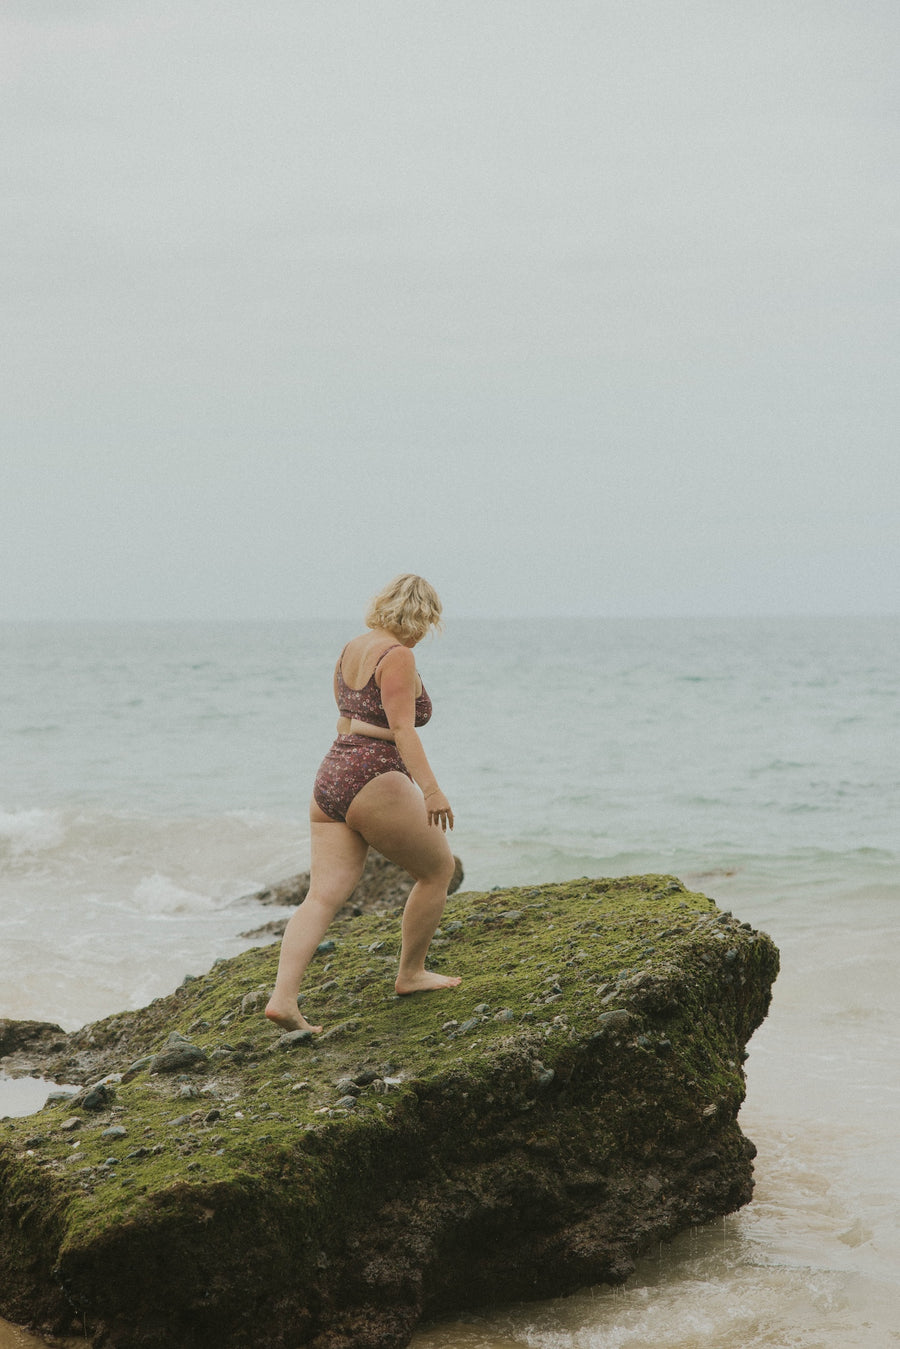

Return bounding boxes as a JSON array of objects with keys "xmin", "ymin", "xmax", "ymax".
[{"xmin": 1, "ymin": 618, "xmax": 898, "ymax": 1348}]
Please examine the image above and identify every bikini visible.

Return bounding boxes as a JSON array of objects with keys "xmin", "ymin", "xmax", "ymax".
[{"xmin": 312, "ymin": 645, "xmax": 432, "ymax": 823}]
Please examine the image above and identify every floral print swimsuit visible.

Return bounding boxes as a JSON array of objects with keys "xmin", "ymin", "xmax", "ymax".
[{"xmin": 312, "ymin": 645, "xmax": 432, "ymax": 823}]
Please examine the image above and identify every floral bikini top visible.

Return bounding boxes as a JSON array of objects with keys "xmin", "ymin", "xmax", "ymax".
[{"xmin": 336, "ymin": 644, "xmax": 432, "ymax": 730}]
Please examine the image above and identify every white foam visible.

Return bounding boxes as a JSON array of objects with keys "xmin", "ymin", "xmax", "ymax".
[
  {"xmin": 131, "ymin": 872, "xmax": 217, "ymax": 915},
  {"xmin": 0, "ymin": 808, "xmax": 66, "ymax": 858}
]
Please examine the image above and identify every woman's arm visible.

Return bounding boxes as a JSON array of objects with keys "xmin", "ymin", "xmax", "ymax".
[{"xmin": 378, "ymin": 647, "xmax": 453, "ymax": 830}]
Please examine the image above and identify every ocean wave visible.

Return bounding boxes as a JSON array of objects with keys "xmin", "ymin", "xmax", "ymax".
[
  {"xmin": 131, "ymin": 872, "xmax": 219, "ymax": 916},
  {"xmin": 0, "ymin": 807, "xmax": 66, "ymax": 859}
]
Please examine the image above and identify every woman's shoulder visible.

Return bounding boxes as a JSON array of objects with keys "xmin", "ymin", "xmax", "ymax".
[{"xmin": 372, "ymin": 641, "xmax": 415, "ymax": 686}]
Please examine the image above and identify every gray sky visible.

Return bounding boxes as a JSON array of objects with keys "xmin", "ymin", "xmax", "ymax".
[{"xmin": 3, "ymin": 1, "xmax": 898, "ymax": 619}]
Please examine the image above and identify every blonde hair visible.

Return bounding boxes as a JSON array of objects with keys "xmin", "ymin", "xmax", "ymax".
[{"xmin": 365, "ymin": 574, "xmax": 443, "ymax": 644}]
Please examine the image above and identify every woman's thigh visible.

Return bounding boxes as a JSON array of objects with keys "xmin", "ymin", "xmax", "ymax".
[{"xmin": 346, "ymin": 772, "xmax": 454, "ymax": 882}]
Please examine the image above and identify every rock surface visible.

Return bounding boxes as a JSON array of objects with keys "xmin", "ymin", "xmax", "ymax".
[
  {"xmin": 0, "ymin": 876, "xmax": 778, "ymax": 1349},
  {"xmin": 240, "ymin": 851, "xmax": 464, "ymax": 938}
]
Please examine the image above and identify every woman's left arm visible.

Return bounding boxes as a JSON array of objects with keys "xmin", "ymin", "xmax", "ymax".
[{"xmin": 379, "ymin": 648, "xmax": 453, "ymax": 830}]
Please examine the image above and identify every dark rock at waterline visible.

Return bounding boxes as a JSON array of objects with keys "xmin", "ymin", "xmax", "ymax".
[
  {"xmin": 0, "ymin": 1019, "xmax": 66, "ymax": 1057},
  {"xmin": 0, "ymin": 875, "xmax": 778, "ymax": 1349}
]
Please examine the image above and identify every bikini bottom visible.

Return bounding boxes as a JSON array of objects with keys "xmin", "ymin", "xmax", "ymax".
[{"xmin": 313, "ymin": 734, "xmax": 411, "ymax": 823}]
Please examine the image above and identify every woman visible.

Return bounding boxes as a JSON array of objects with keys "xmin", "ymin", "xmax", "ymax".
[{"xmin": 265, "ymin": 574, "xmax": 460, "ymax": 1034}]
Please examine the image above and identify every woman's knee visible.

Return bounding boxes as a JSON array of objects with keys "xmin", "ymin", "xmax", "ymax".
[{"xmin": 416, "ymin": 841, "xmax": 456, "ymax": 888}]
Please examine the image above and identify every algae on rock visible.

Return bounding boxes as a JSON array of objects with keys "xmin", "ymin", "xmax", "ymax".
[{"xmin": 0, "ymin": 876, "xmax": 779, "ymax": 1349}]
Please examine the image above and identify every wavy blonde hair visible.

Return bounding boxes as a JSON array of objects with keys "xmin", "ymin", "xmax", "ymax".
[{"xmin": 365, "ymin": 574, "xmax": 443, "ymax": 644}]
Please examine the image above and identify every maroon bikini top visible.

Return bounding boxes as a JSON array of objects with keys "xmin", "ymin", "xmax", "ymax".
[{"xmin": 336, "ymin": 644, "xmax": 432, "ymax": 729}]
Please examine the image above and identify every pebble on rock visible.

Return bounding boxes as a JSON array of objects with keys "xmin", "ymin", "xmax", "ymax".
[
  {"xmin": 82, "ymin": 1085, "xmax": 115, "ymax": 1112},
  {"xmin": 278, "ymin": 1030, "xmax": 314, "ymax": 1048},
  {"xmin": 150, "ymin": 1043, "xmax": 209, "ymax": 1075}
]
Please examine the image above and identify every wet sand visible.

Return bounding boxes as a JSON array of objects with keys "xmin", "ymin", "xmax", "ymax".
[{"xmin": 0, "ymin": 1320, "xmax": 77, "ymax": 1349}]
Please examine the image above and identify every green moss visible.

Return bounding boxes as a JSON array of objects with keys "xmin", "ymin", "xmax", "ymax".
[{"xmin": 0, "ymin": 876, "xmax": 779, "ymax": 1342}]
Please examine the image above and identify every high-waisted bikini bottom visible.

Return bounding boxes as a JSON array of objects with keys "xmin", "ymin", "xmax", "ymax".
[{"xmin": 313, "ymin": 734, "xmax": 411, "ymax": 823}]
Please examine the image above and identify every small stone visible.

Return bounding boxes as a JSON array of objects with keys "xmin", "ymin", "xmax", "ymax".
[
  {"xmin": 457, "ymin": 1019, "xmax": 481, "ymax": 1035},
  {"xmin": 335, "ymin": 1079, "xmax": 361, "ymax": 1097},
  {"xmin": 318, "ymin": 1020, "xmax": 359, "ymax": 1042},
  {"xmin": 353, "ymin": 1069, "xmax": 379, "ymax": 1086},
  {"xmin": 204, "ymin": 1109, "xmax": 222, "ymax": 1123},
  {"xmin": 150, "ymin": 1044, "xmax": 208, "ymax": 1075},
  {"xmin": 82, "ymin": 1084, "xmax": 115, "ymax": 1112},
  {"xmin": 277, "ymin": 1029, "xmax": 314, "ymax": 1048},
  {"xmin": 473, "ymin": 1003, "xmax": 490, "ymax": 1015},
  {"xmin": 60, "ymin": 1117, "xmax": 82, "ymax": 1132},
  {"xmin": 493, "ymin": 1008, "xmax": 514, "ymax": 1022},
  {"xmin": 102, "ymin": 1125, "xmax": 127, "ymax": 1139},
  {"xmin": 501, "ymin": 910, "xmax": 524, "ymax": 922},
  {"xmin": 241, "ymin": 989, "xmax": 268, "ymax": 1015},
  {"xmin": 121, "ymin": 1056, "xmax": 154, "ymax": 1082},
  {"xmin": 367, "ymin": 941, "xmax": 385, "ymax": 954},
  {"xmin": 317, "ymin": 940, "xmax": 336, "ymax": 954},
  {"xmin": 335, "ymin": 1096, "xmax": 357, "ymax": 1110},
  {"xmin": 445, "ymin": 921, "xmax": 463, "ymax": 933}
]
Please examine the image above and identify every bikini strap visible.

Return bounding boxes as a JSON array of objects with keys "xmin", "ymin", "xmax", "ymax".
[{"xmin": 373, "ymin": 643, "xmax": 403, "ymax": 672}]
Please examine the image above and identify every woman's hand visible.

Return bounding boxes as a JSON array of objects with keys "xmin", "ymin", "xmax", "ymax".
[{"xmin": 424, "ymin": 788, "xmax": 454, "ymax": 831}]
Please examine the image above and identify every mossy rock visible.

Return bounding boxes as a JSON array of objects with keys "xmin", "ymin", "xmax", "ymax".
[{"xmin": 0, "ymin": 876, "xmax": 779, "ymax": 1348}]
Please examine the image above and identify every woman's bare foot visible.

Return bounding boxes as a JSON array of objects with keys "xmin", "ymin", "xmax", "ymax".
[
  {"xmin": 395, "ymin": 970, "xmax": 462, "ymax": 995},
  {"xmin": 264, "ymin": 1001, "xmax": 322, "ymax": 1034}
]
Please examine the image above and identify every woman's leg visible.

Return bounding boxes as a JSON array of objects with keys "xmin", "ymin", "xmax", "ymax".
[
  {"xmin": 346, "ymin": 772, "xmax": 461, "ymax": 995},
  {"xmin": 265, "ymin": 806, "xmax": 369, "ymax": 1032}
]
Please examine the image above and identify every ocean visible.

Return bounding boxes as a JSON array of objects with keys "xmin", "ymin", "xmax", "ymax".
[{"xmin": 1, "ymin": 617, "xmax": 898, "ymax": 1348}]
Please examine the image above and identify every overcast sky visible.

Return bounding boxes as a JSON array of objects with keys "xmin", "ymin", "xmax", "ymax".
[{"xmin": 2, "ymin": 1, "xmax": 898, "ymax": 620}]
